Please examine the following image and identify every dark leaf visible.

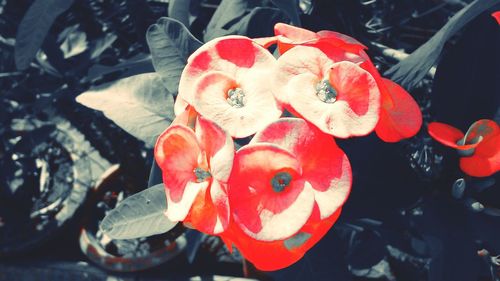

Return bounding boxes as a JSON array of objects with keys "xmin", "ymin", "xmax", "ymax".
[
  {"xmin": 89, "ymin": 33, "xmax": 118, "ymax": 60},
  {"xmin": 243, "ymin": 7, "xmax": 289, "ymax": 38},
  {"xmin": 269, "ymin": 0, "xmax": 301, "ymax": 26},
  {"xmin": 76, "ymin": 73, "xmax": 175, "ymax": 148},
  {"xmin": 203, "ymin": 0, "xmax": 249, "ymax": 42},
  {"xmin": 430, "ymin": 11, "xmax": 500, "ymax": 131},
  {"xmin": 146, "ymin": 17, "xmax": 203, "ymax": 94},
  {"xmin": 15, "ymin": 0, "xmax": 75, "ymax": 70},
  {"xmin": 185, "ymin": 229, "xmax": 204, "ymax": 264},
  {"xmin": 168, "ymin": 0, "xmax": 192, "ymax": 27},
  {"xmin": 451, "ymin": 178, "xmax": 466, "ymax": 199},
  {"xmin": 205, "ymin": 6, "xmax": 288, "ymax": 42},
  {"xmin": 384, "ymin": 0, "xmax": 500, "ymax": 89},
  {"xmin": 100, "ymin": 184, "xmax": 177, "ymax": 239},
  {"xmin": 58, "ymin": 24, "xmax": 88, "ymax": 59},
  {"xmin": 86, "ymin": 53, "xmax": 154, "ymax": 81},
  {"xmin": 126, "ymin": 0, "xmax": 156, "ymax": 45}
]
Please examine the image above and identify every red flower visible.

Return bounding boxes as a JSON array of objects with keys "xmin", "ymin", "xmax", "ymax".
[
  {"xmin": 224, "ymin": 118, "xmax": 351, "ymax": 269},
  {"xmin": 176, "ymin": 36, "xmax": 282, "ymax": 138},
  {"xmin": 428, "ymin": 120, "xmax": 500, "ymax": 177},
  {"xmin": 155, "ymin": 116, "xmax": 234, "ymax": 234},
  {"xmin": 260, "ymin": 23, "xmax": 422, "ymax": 141}
]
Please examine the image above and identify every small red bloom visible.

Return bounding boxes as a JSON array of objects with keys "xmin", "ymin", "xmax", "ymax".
[
  {"xmin": 428, "ymin": 120, "xmax": 500, "ymax": 177},
  {"xmin": 225, "ymin": 118, "xmax": 351, "ymax": 267},
  {"xmin": 155, "ymin": 116, "xmax": 234, "ymax": 234},
  {"xmin": 176, "ymin": 36, "xmax": 282, "ymax": 138}
]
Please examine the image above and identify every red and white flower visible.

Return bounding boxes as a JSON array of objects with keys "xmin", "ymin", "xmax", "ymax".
[
  {"xmin": 155, "ymin": 116, "xmax": 234, "ymax": 234},
  {"xmin": 176, "ymin": 36, "xmax": 282, "ymax": 138},
  {"xmin": 274, "ymin": 46, "xmax": 381, "ymax": 138},
  {"xmin": 227, "ymin": 117, "xmax": 351, "ymax": 241},
  {"xmin": 222, "ymin": 117, "xmax": 351, "ymax": 269},
  {"xmin": 259, "ymin": 23, "xmax": 422, "ymax": 141}
]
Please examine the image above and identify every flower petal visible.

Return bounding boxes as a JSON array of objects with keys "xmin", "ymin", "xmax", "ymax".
[
  {"xmin": 428, "ymin": 122, "xmax": 465, "ymax": 149},
  {"xmin": 460, "ymin": 134, "xmax": 500, "ymax": 177},
  {"xmin": 274, "ymin": 46, "xmax": 333, "ymax": 106},
  {"xmin": 176, "ymin": 36, "xmax": 275, "ymax": 115},
  {"xmin": 253, "ymin": 36, "xmax": 279, "ymax": 49},
  {"xmin": 155, "ymin": 125, "xmax": 205, "ymax": 221},
  {"xmin": 155, "ymin": 125, "xmax": 200, "ymax": 193},
  {"xmin": 221, "ymin": 205, "xmax": 342, "ymax": 271},
  {"xmin": 184, "ymin": 180, "xmax": 230, "ymax": 234},
  {"xmin": 274, "ymin": 23, "xmax": 317, "ymax": 42},
  {"xmin": 274, "ymin": 23, "xmax": 318, "ymax": 54},
  {"xmin": 316, "ymin": 30, "xmax": 367, "ymax": 51},
  {"xmin": 229, "ymin": 143, "xmax": 315, "ymax": 241},
  {"xmin": 165, "ymin": 179, "xmax": 208, "ymax": 222},
  {"xmin": 492, "ymin": 11, "xmax": 500, "ymax": 25},
  {"xmin": 375, "ymin": 78, "xmax": 423, "ymax": 142},
  {"xmin": 195, "ymin": 116, "xmax": 234, "ymax": 181},
  {"xmin": 463, "ymin": 119, "xmax": 500, "ymax": 145},
  {"xmin": 288, "ymin": 61, "xmax": 380, "ymax": 138},
  {"xmin": 253, "ymin": 118, "xmax": 352, "ymax": 218},
  {"xmin": 171, "ymin": 105, "xmax": 198, "ymax": 128},
  {"xmin": 193, "ymin": 71, "xmax": 282, "ymax": 138}
]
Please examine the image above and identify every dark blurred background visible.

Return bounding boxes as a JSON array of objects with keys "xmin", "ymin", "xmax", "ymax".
[{"xmin": 0, "ymin": 0, "xmax": 499, "ymax": 280}]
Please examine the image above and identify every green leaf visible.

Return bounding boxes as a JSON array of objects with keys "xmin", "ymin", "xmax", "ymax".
[
  {"xmin": 269, "ymin": 0, "xmax": 301, "ymax": 26},
  {"xmin": 100, "ymin": 184, "xmax": 177, "ymax": 239},
  {"xmin": 385, "ymin": 0, "xmax": 500, "ymax": 89},
  {"xmin": 146, "ymin": 17, "xmax": 203, "ymax": 94},
  {"xmin": 76, "ymin": 73, "xmax": 174, "ymax": 148},
  {"xmin": 15, "ymin": 0, "xmax": 75, "ymax": 70}
]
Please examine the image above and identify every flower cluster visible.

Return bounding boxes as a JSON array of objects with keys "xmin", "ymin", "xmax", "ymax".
[
  {"xmin": 428, "ymin": 119, "xmax": 500, "ymax": 177},
  {"xmin": 154, "ymin": 23, "xmax": 422, "ymax": 271}
]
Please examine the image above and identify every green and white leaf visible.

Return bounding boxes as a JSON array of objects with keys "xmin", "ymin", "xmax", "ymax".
[
  {"xmin": 146, "ymin": 17, "xmax": 203, "ymax": 94},
  {"xmin": 100, "ymin": 184, "xmax": 177, "ymax": 239},
  {"xmin": 76, "ymin": 73, "xmax": 174, "ymax": 148}
]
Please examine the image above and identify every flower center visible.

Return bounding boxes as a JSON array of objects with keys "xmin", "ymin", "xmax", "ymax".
[
  {"xmin": 271, "ymin": 171, "xmax": 292, "ymax": 192},
  {"xmin": 315, "ymin": 79, "xmax": 337, "ymax": 103},
  {"xmin": 194, "ymin": 167, "xmax": 211, "ymax": 182},
  {"xmin": 227, "ymin": 87, "xmax": 245, "ymax": 108}
]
